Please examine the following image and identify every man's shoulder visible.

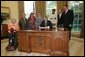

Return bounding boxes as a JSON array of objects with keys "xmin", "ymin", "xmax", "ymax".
[
  {"xmin": 41, "ymin": 20, "xmax": 44, "ymax": 23},
  {"xmin": 68, "ymin": 9, "xmax": 73, "ymax": 12},
  {"xmin": 47, "ymin": 20, "xmax": 51, "ymax": 22}
]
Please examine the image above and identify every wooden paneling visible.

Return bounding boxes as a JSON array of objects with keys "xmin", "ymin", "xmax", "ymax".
[
  {"xmin": 18, "ymin": 1, "xmax": 24, "ymax": 19},
  {"xmin": 50, "ymin": 31, "xmax": 69, "ymax": 56},
  {"xmin": 57, "ymin": 1, "xmax": 67, "ymax": 13},
  {"xmin": 35, "ymin": 1, "xmax": 46, "ymax": 18},
  {"xmin": 17, "ymin": 30, "xmax": 69, "ymax": 56},
  {"xmin": 17, "ymin": 31, "xmax": 30, "ymax": 53},
  {"xmin": 30, "ymin": 32, "xmax": 51, "ymax": 54}
]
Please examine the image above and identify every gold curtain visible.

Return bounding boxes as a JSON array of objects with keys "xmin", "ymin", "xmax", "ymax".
[
  {"xmin": 57, "ymin": 1, "xmax": 67, "ymax": 13},
  {"xmin": 18, "ymin": 1, "xmax": 24, "ymax": 19},
  {"xmin": 35, "ymin": 1, "xmax": 46, "ymax": 18},
  {"xmin": 18, "ymin": 1, "xmax": 68, "ymax": 19}
]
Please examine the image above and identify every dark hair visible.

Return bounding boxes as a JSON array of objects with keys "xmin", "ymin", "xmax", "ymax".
[
  {"xmin": 64, "ymin": 5, "xmax": 68, "ymax": 8},
  {"xmin": 52, "ymin": 9, "xmax": 56, "ymax": 14},
  {"xmin": 52, "ymin": 9, "xmax": 55, "ymax": 12},
  {"xmin": 29, "ymin": 12, "xmax": 34, "ymax": 17}
]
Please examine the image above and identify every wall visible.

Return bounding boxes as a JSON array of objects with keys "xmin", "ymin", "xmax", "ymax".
[
  {"xmin": 35, "ymin": 1, "xmax": 46, "ymax": 18},
  {"xmin": 80, "ymin": 2, "xmax": 84, "ymax": 38},
  {"xmin": 35, "ymin": 1, "xmax": 67, "ymax": 17},
  {"xmin": 1, "ymin": 1, "xmax": 67, "ymax": 24},
  {"xmin": 18, "ymin": 1, "xmax": 24, "ymax": 19},
  {"xmin": 1, "ymin": 1, "xmax": 19, "ymax": 24},
  {"xmin": 57, "ymin": 1, "xmax": 67, "ymax": 13}
]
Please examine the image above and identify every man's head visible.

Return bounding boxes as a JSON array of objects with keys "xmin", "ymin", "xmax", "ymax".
[
  {"xmin": 20, "ymin": 12, "xmax": 26, "ymax": 18},
  {"xmin": 37, "ymin": 12, "xmax": 41, "ymax": 17},
  {"xmin": 43, "ymin": 16, "xmax": 48, "ymax": 21},
  {"xmin": 63, "ymin": 5, "xmax": 68, "ymax": 11},
  {"xmin": 58, "ymin": 9, "xmax": 64, "ymax": 13}
]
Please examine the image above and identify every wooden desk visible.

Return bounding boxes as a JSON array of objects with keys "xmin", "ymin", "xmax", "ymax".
[{"xmin": 17, "ymin": 30, "xmax": 69, "ymax": 56}]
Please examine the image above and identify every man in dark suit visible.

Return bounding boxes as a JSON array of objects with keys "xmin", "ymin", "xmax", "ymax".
[
  {"xmin": 39, "ymin": 16, "xmax": 53, "ymax": 30},
  {"xmin": 19, "ymin": 12, "xmax": 28, "ymax": 30},
  {"xmin": 62, "ymin": 5, "xmax": 74, "ymax": 40},
  {"xmin": 57, "ymin": 9, "xmax": 64, "ymax": 30}
]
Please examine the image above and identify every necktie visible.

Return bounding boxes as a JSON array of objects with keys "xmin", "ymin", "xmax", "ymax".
[
  {"xmin": 45, "ymin": 21, "xmax": 47, "ymax": 27},
  {"xmin": 65, "ymin": 11, "xmax": 67, "ymax": 14},
  {"xmin": 24, "ymin": 18, "xmax": 26, "ymax": 24}
]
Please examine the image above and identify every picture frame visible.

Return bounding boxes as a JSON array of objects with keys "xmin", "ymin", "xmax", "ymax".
[{"xmin": 1, "ymin": 6, "xmax": 10, "ymax": 19}]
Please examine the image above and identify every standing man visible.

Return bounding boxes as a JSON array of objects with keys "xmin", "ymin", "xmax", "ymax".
[
  {"xmin": 35, "ymin": 12, "xmax": 43, "ymax": 30},
  {"xmin": 62, "ymin": 5, "xmax": 74, "ymax": 40},
  {"xmin": 57, "ymin": 9, "xmax": 64, "ymax": 30},
  {"xmin": 19, "ymin": 12, "xmax": 28, "ymax": 30}
]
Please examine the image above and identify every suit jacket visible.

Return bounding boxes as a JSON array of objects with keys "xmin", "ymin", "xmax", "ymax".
[
  {"xmin": 35, "ymin": 17, "xmax": 43, "ymax": 29},
  {"xmin": 57, "ymin": 13, "xmax": 63, "ymax": 28},
  {"xmin": 62, "ymin": 10, "xmax": 74, "ymax": 28},
  {"xmin": 40, "ymin": 20, "xmax": 53, "ymax": 30},
  {"xmin": 19, "ymin": 18, "xmax": 28, "ymax": 30}
]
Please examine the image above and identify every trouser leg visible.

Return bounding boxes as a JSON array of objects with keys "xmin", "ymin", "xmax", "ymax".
[
  {"xmin": 64, "ymin": 28, "xmax": 71, "ymax": 40},
  {"xmin": 8, "ymin": 33, "xmax": 13, "ymax": 46}
]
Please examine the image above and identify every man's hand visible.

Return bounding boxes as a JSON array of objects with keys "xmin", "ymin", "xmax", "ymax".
[{"xmin": 58, "ymin": 28, "xmax": 64, "ymax": 31}]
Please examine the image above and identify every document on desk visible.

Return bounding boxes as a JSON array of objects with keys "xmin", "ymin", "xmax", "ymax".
[
  {"xmin": 39, "ymin": 26, "xmax": 50, "ymax": 29},
  {"xmin": 26, "ymin": 30, "xmax": 34, "ymax": 31}
]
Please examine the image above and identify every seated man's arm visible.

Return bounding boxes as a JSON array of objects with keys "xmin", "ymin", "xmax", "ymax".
[{"xmin": 48, "ymin": 21, "xmax": 53, "ymax": 30}]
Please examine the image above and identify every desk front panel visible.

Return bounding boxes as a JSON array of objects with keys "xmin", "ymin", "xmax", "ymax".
[
  {"xmin": 17, "ymin": 30, "xmax": 69, "ymax": 56},
  {"xmin": 17, "ymin": 31, "xmax": 31, "ymax": 53}
]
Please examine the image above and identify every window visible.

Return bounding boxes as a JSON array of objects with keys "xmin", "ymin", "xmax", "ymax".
[
  {"xmin": 46, "ymin": 1, "xmax": 57, "ymax": 17},
  {"xmin": 24, "ymin": 1, "xmax": 35, "ymax": 18},
  {"xmin": 68, "ymin": 1, "xmax": 84, "ymax": 32}
]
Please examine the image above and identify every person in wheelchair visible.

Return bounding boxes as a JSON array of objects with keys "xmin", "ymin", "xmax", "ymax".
[{"xmin": 6, "ymin": 19, "xmax": 19, "ymax": 51}]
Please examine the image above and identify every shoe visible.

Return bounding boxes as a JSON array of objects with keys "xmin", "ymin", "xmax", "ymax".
[
  {"xmin": 6, "ymin": 45, "xmax": 15, "ymax": 51},
  {"xmin": 6, "ymin": 44, "xmax": 11, "ymax": 50}
]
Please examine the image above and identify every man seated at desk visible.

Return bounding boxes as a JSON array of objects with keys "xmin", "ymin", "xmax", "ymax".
[{"xmin": 39, "ymin": 16, "xmax": 53, "ymax": 30}]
